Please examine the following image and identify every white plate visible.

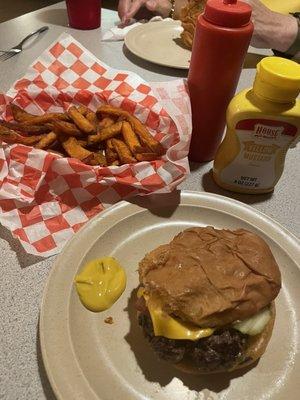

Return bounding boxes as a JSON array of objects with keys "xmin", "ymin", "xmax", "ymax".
[
  {"xmin": 125, "ymin": 20, "xmax": 191, "ymax": 69},
  {"xmin": 40, "ymin": 191, "xmax": 300, "ymax": 400}
]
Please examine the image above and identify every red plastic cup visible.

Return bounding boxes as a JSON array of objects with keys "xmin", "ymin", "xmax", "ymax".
[{"xmin": 66, "ymin": 0, "xmax": 101, "ymax": 30}]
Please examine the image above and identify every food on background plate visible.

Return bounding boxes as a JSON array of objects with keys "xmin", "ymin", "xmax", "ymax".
[
  {"xmin": 136, "ymin": 227, "xmax": 281, "ymax": 373},
  {"xmin": 0, "ymin": 103, "xmax": 165, "ymax": 166},
  {"xmin": 180, "ymin": 0, "xmax": 207, "ymax": 49},
  {"xmin": 75, "ymin": 257, "xmax": 127, "ymax": 312}
]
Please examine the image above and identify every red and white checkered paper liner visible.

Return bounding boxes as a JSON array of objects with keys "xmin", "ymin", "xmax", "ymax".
[{"xmin": 0, "ymin": 33, "xmax": 191, "ymax": 257}]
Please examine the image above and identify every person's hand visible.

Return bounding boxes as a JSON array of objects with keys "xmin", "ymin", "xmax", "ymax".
[
  {"xmin": 118, "ymin": 0, "xmax": 172, "ymax": 24},
  {"xmin": 245, "ymin": 0, "xmax": 298, "ymax": 52}
]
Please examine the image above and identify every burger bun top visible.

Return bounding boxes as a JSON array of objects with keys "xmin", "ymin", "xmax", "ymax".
[{"xmin": 139, "ymin": 227, "xmax": 281, "ymax": 327}]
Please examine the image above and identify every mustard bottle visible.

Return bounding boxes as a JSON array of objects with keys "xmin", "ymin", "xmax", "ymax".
[{"xmin": 213, "ymin": 57, "xmax": 300, "ymax": 194}]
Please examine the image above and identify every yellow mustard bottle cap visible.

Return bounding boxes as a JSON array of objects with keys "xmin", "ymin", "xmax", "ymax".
[{"xmin": 254, "ymin": 56, "xmax": 300, "ymax": 102}]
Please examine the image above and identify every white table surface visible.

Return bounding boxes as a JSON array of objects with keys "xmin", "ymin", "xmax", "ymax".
[{"xmin": 0, "ymin": 3, "xmax": 299, "ymax": 400}]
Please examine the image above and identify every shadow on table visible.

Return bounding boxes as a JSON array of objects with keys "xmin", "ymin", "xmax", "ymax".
[
  {"xmin": 173, "ymin": 37, "xmax": 191, "ymax": 50},
  {"xmin": 36, "ymin": 8, "xmax": 69, "ymax": 27},
  {"xmin": 189, "ymin": 161, "xmax": 208, "ymax": 172},
  {"xmin": 0, "ymin": 226, "xmax": 46, "ymax": 268},
  {"xmin": 127, "ymin": 190, "xmax": 181, "ymax": 218},
  {"xmin": 244, "ymin": 53, "xmax": 266, "ymax": 69},
  {"xmin": 122, "ymin": 44, "xmax": 188, "ymax": 78},
  {"xmin": 202, "ymin": 169, "xmax": 273, "ymax": 205},
  {"xmin": 125, "ymin": 288, "xmax": 258, "ymax": 393},
  {"xmin": 36, "ymin": 325, "xmax": 57, "ymax": 400}
]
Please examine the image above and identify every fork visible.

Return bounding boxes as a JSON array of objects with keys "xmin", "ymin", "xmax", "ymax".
[{"xmin": 0, "ymin": 26, "xmax": 49, "ymax": 62}]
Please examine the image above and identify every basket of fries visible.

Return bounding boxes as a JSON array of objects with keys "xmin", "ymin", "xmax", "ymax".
[
  {"xmin": 2, "ymin": 103, "xmax": 165, "ymax": 166},
  {"xmin": 0, "ymin": 33, "xmax": 191, "ymax": 256}
]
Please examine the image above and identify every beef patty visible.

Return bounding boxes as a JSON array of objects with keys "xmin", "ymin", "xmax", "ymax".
[{"xmin": 138, "ymin": 311, "xmax": 247, "ymax": 371}]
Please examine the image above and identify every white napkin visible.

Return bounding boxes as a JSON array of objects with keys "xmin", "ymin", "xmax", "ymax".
[{"xmin": 101, "ymin": 17, "xmax": 173, "ymax": 42}]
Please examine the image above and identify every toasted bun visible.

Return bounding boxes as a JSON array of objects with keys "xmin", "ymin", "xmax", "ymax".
[
  {"xmin": 139, "ymin": 227, "xmax": 281, "ymax": 327},
  {"xmin": 175, "ymin": 303, "xmax": 276, "ymax": 374}
]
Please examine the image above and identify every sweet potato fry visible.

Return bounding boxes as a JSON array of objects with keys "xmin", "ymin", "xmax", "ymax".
[
  {"xmin": 88, "ymin": 121, "xmax": 123, "ymax": 145},
  {"xmin": 105, "ymin": 139, "xmax": 119, "ymax": 165},
  {"xmin": 21, "ymin": 135, "xmax": 45, "ymax": 145},
  {"xmin": 112, "ymin": 138, "xmax": 136, "ymax": 164},
  {"xmin": 87, "ymin": 134, "xmax": 99, "ymax": 145},
  {"xmin": 77, "ymin": 105, "xmax": 89, "ymax": 116},
  {"xmin": 11, "ymin": 105, "xmax": 69, "ymax": 125},
  {"xmin": 52, "ymin": 120, "xmax": 82, "ymax": 137},
  {"xmin": 0, "ymin": 125, "xmax": 43, "ymax": 145},
  {"xmin": 85, "ymin": 111, "xmax": 98, "ymax": 130},
  {"xmin": 11, "ymin": 104, "xmax": 69, "ymax": 125},
  {"xmin": 122, "ymin": 121, "xmax": 143, "ymax": 154},
  {"xmin": 10, "ymin": 104, "xmax": 33, "ymax": 122},
  {"xmin": 35, "ymin": 132, "xmax": 57, "ymax": 149},
  {"xmin": 0, "ymin": 120, "xmax": 51, "ymax": 135},
  {"xmin": 68, "ymin": 106, "xmax": 95, "ymax": 134},
  {"xmin": 136, "ymin": 153, "xmax": 158, "ymax": 161},
  {"xmin": 97, "ymin": 105, "xmax": 129, "ymax": 120},
  {"xmin": 77, "ymin": 139, "xmax": 88, "ymax": 147},
  {"xmin": 88, "ymin": 152, "xmax": 107, "ymax": 166},
  {"xmin": 60, "ymin": 136, "xmax": 94, "ymax": 163},
  {"xmin": 97, "ymin": 105, "xmax": 164, "ymax": 155},
  {"xmin": 45, "ymin": 122, "xmax": 54, "ymax": 128},
  {"xmin": 98, "ymin": 117, "xmax": 115, "ymax": 129},
  {"xmin": 127, "ymin": 117, "xmax": 164, "ymax": 155},
  {"xmin": 21, "ymin": 113, "xmax": 69, "ymax": 125}
]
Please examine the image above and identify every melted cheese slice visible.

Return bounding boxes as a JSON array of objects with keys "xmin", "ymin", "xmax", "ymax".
[{"xmin": 138, "ymin": 288, "xmax": 214, "ymax": 341}]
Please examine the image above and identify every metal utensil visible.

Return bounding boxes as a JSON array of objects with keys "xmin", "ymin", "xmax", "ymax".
[{"xmin": 0, "ymin": 26, "xmax": 49, "ymax": 62}]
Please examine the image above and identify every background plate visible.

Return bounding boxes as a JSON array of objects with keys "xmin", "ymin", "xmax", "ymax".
[
  {"xmin": 125, "ymin": 20, "xmax": 191, "ymax": 69},
  {"xmin": 40, "ymin": 191, "xmax": 300, "ymax": 400}
]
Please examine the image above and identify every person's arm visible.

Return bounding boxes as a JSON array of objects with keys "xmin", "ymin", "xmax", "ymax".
[
  {"xmin": 118, "ymin": 0, "xmax": 171, "ymax": 22},
  {"xmin": 293, "ymin": 19, "xmax": 300, "ymax": 61},
  {"xmin": 273, "ymin": 14, "xmax": 300, "ymax": 61},
  {"xmin": 118, "ymin": 0, "xmax": 188, "ymax": 23},
  {"xmin": 245, "ymin": 1, "xmax": 298, "ymax": 55}
]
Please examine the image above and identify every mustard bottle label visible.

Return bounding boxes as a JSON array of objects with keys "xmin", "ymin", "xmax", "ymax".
[{"xmin": 220, "ymin": 119, "xmax": 298, "ymax": 190}]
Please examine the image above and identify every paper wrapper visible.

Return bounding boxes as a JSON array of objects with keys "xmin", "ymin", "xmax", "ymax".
[
  {"xmin": 101, "ymin": 16, "xmax": 173, "ymax": 41},
  {"xmin": 0, "ymin": 33, "xmax": 191, "ymax": 257}
]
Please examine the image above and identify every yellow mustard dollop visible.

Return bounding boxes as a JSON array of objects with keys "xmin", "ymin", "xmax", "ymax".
[{"xmin": 75, "ymin": 257, "xmax": 126, "ymax": 312}]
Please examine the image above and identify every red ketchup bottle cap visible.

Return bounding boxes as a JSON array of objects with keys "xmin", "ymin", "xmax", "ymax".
[{"xmin": 204, "ymin": 0, "xmax": 252, "ymax": 28}]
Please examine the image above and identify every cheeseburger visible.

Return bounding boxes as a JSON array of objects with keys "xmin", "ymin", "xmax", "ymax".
[{"xmin": 136, "ymin": 227, "xmax": 281, "ymax": 373}]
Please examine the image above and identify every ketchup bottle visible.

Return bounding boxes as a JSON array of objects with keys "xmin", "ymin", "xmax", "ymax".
[{"xmin": 188, "ymin": 0, "xmax": 253, "ymax": 162}]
